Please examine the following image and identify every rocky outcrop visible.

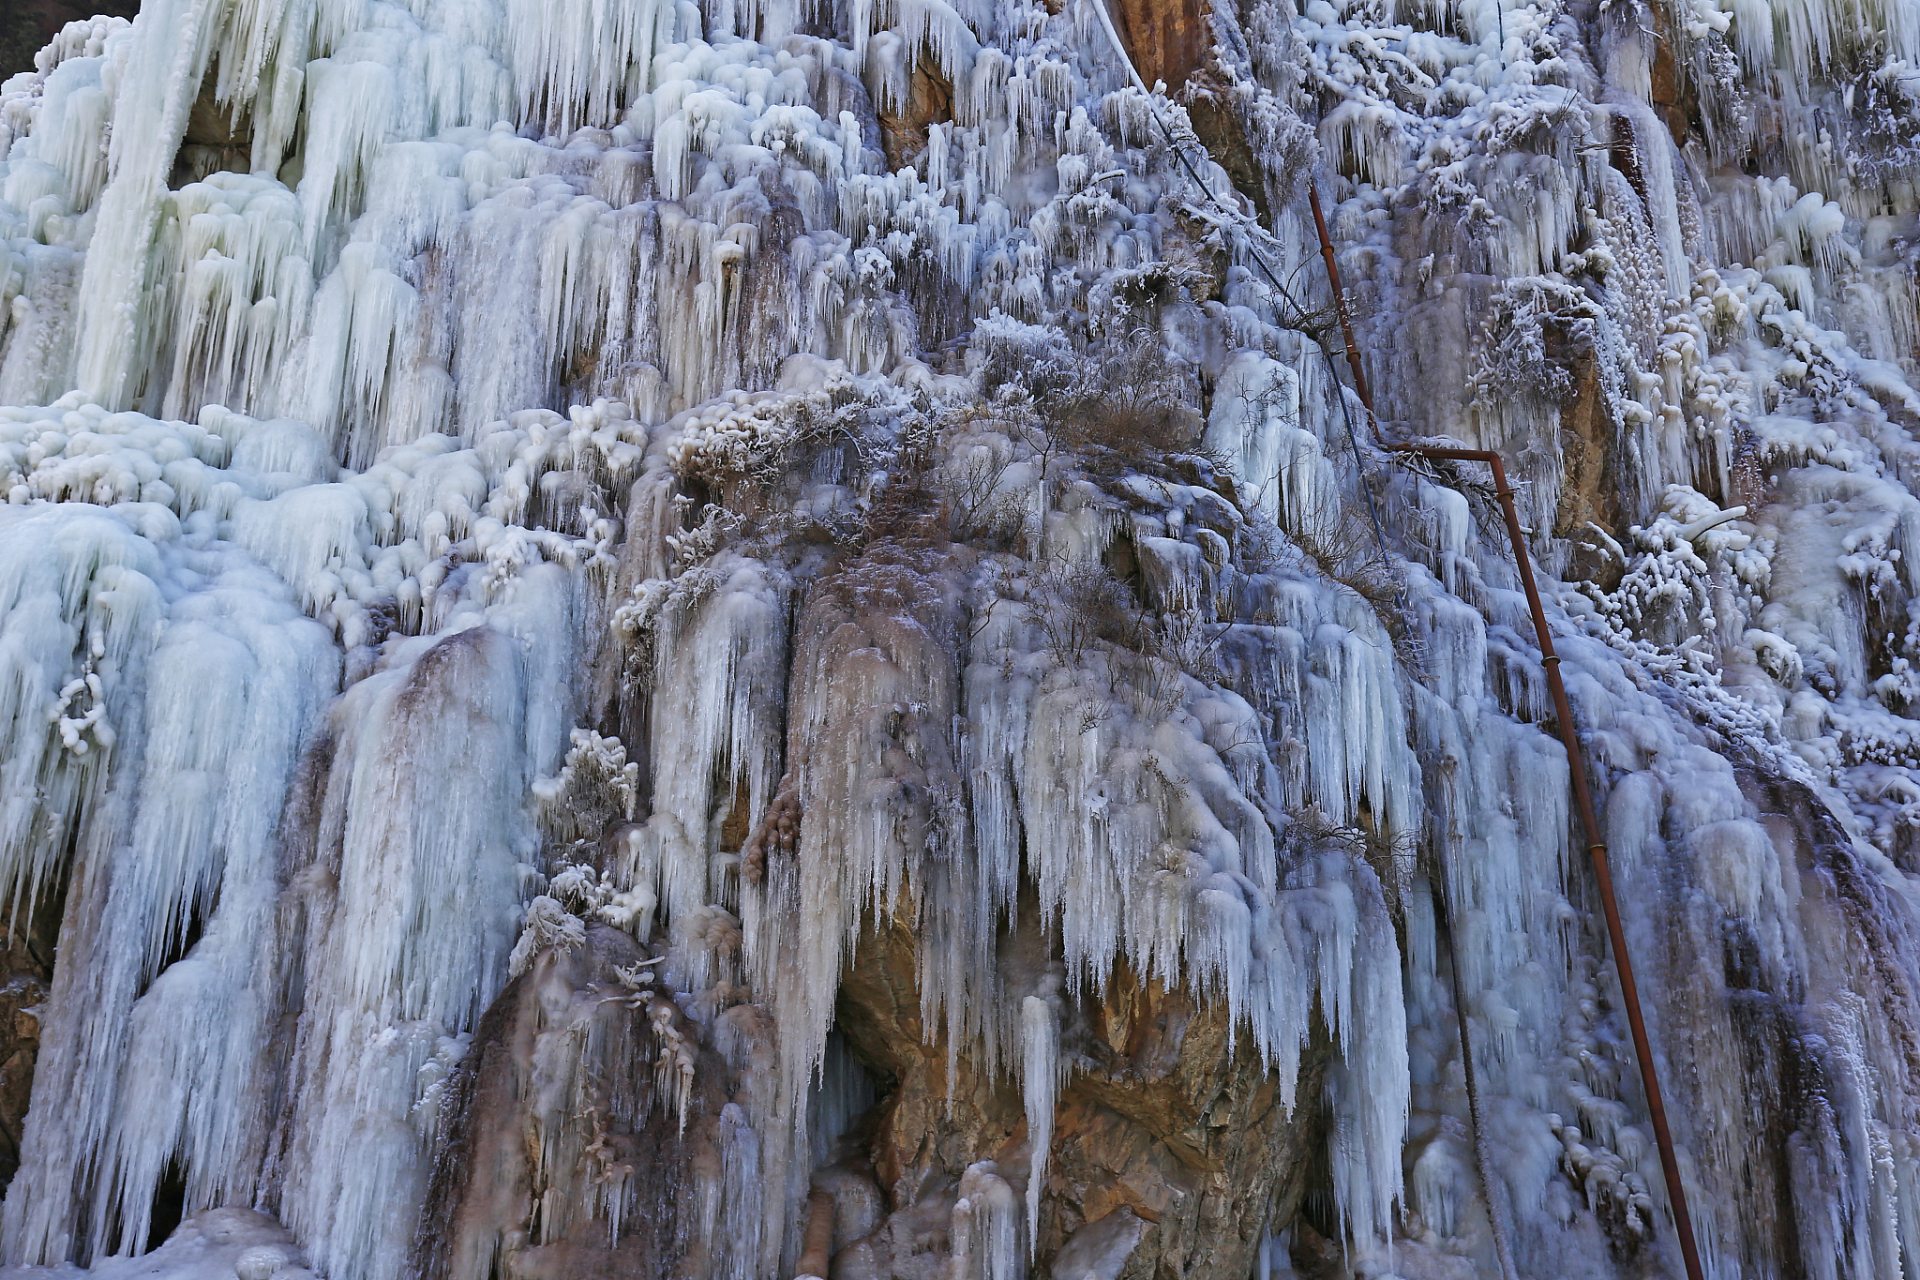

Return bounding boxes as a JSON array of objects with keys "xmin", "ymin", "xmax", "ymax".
[
  {"xmin": 1107, "ymin": 0, "xmax": 1211, "ymax": 96},
  {"xmin": 415, "ymin": 923, "xmax": 730, "ymax": 1280},
  {"xmin": 420, "ymin": 899, "xmax": 1335, "ymax": 1280},
  {"xmin": 828, "ymin": 909, "xmax": 1332, "ymax": 1280}
]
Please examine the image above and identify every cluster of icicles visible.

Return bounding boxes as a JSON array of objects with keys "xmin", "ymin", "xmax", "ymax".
[{"xmin": 3, "ymin": 0, "xmax": 1920, "ymax": 1277}]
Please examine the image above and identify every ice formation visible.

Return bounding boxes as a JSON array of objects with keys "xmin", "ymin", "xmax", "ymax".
[{"xmin": 3, "ymin": 0, "xmax": 1920, "ymax": 1276}]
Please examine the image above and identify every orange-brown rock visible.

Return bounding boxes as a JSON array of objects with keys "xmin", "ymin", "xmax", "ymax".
[
  {"xmin": 1644, "ymin": 4, "xmax": 1697, "ymax": 147},
  {"xmin": 833, "ymin": 905, "xmax": 1331, "ymax": 1279},
  {"xmin": 877, "ymin": 46, "xmax": 954, "ymax": 175},
  {"xmin": 414, "ymin": 925, "xmax": 736, "ymax": 1280},
  {"xmin": 1553, "ymin": 344, "xmax": 1628, "ymax": 590},
  {"xmin": 1108, "ymin": 0, "xmax": 1211, "ymax": 96}
]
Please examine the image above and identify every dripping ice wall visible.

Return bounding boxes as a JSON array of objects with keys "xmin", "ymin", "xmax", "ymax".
[{"xmin": 3, "ymin": 0, "xmax": 1920, "ymax": 1278}]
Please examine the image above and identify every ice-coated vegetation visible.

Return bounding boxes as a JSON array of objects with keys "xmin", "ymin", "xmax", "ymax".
[{"xmin": 2, "ymin": 0, "xmax": 1920, "ymax": 1277}]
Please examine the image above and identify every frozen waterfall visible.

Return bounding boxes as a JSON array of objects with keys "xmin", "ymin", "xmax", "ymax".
[{"xmin": 2, "ymin": 0, "xmax": 1920, "ymax": 1276}]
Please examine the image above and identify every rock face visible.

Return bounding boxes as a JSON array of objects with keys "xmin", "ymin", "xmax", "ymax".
[
  {"xmin": 8, "ymin": 0, "xmax": 1920, "ymax": 1278},
  {"xmin": 838, "ymin": 910, "xmax": 1332, "ymax": 1280},
  {"xmin": 0, "ymin": 895, "xmax": 57, "ymax": 1197},
  {"xmin": 414, "ymin": 924, "xmax": 705, "ymax": 1280},
  {"xmin": 1106, "ymin": 0, "xmax": 1210, "ymax": 97}
]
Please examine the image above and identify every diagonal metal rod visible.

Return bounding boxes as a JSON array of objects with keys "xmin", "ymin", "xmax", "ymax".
[
  {"xmin": 1303, "ymin": 131, "xmax": 1706, "ymax": 1280},
  {"xmin": 1396, "ymin": 444, "xmax": 1708, "ymax": 1280},
  {"xmin": 1308, "ymin": 185, "xmax": 1378, "ymax": 418},
  {"xmin": 1077, "ymin": 11, "xmax": 1699, "ymax": 1271}
]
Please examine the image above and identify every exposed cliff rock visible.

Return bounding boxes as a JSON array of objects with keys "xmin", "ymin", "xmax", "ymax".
[
  {"xmin": 838, "ymin": 906, "xmax": 1334, "ymax": 1280},
  {"xmin": 0, "ymin": 892, "xmax": 57, "ymax": 1197}
]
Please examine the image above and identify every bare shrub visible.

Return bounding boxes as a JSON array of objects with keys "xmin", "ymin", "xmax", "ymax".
[
  {"xmin": 1024, "ymin": 557, "xmax": 1230, "ymax": 720},
  {"xmin": 1026, "ymin": 559, "xmax": 1149, "ymax": 667},
  {"xmin": 972, "ymin": 313, "xmax": 1079, "ymax": 405},
  {"xmin": 1042, "ymin": 327, "xmax": 1204, "ymax": 458},
  {"xmin": 939, "ymin": 404, "xmax": 1030, "ymax": 546},
  {"xmin": 1289, "ymin": 487, "xmax": 1404, "ymax": 615},
  {"xmin": 1290, "ymin": 802, "xmax": 1417, "ymax": 916}
]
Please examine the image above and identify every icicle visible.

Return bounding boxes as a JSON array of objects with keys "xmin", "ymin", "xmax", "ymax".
[
  {"xmin": 952, "ymin": 1163, "xmax": 1023, "ymax": 1280},
  {"xmin": 1020, "ymin": 987, "xmax": 1060, "ymax": 1251}
]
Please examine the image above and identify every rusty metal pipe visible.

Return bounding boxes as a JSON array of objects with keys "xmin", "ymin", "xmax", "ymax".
[
  {"xmin": 1397, "ymin": 444, "xmax": 1707, "ymax": 1280},
  {"xmin": 1303, "ymin": 184, "xmax": 1705, "ymax": 1276},
  {"xmin": 1308, "ymin": 185, "xmax": 1377, "ymax": 420}
]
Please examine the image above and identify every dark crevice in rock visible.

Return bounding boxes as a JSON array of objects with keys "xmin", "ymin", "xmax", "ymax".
[
  {"xmin": 170, "ymin": 72, "xmax": 254, "ymax": 190},
  {"xmin": 0, "ymin": 870, "xmax": 65, "ymax": 1195},
  {"xmin": 828, "ymin": 900, "xmax": 1332, "ymax": 1280}
]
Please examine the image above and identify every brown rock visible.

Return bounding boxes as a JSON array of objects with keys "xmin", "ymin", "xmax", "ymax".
[
  {"xmin": 833, "ymin": 907, "xmax": 1331, "ymax": 1280},
  {"xmin": 1184, "ymin": 72, "xmax": 1273, "ymax": 225},
  {"xmin": 1108, "ymin": 0, "xmax": 1210, "ymax": 95},
  {"xmin": 171, "ymin": 73, "xmax": 255, "ymax": 189},
  {"xmin": 0, "ymin": 881, "xmax": 63, "ymax": 1194},
  {"xmin": 413, "ymin": 924, "xmax": 739, "ymax": 1280},
  {"xmin": 1644, "ymin": 4, "xmax": 1698, "ymax": 147},
  {"xmin": 877, "ymin": 46, "xmax": 954, "ymax": 175},
  {"xmin": 1553, "ymin": 344, "xmax": 1628, "ymax": 591}
]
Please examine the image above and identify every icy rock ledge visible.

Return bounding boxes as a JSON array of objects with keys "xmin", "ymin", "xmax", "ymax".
[{"xmin": 0, "ymin": 1209, "xmax": 314, "ymax": 1280}]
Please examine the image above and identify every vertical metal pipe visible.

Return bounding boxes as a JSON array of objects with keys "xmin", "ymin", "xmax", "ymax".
[
  {"xmin": 1304, "ymin": 179, "xmax": 1706, "ymax": 1278},
  {"xmin": 1308, "ymin": 185, "xmax": 1376, "ymax": 419},
  {"xmin": 1399, "ymin": 445, "xmax": 1708, "ymax": 1280}
]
